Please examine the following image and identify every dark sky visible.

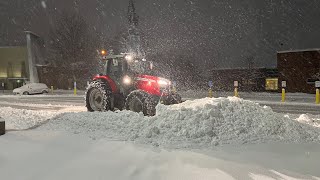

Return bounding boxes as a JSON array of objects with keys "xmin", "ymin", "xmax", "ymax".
[{"xmin": 1, "ymin": 0, "xmax": 320, "ymax": 69}]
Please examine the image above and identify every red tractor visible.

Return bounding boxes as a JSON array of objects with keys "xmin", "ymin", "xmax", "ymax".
[{"xmin": 85, "ymin": 53, "xmax": 182, "ymax": 116}]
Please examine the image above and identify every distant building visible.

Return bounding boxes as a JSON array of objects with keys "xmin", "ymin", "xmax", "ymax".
[
  {"xmin": 209, "ymin": 49, "xmax": 320, "ymax": 94},
  {"xmin": 210, "ymin": 68, "xmax": 278, "ymax": 92},
  {"xmin": 0, "ymin": 46, "xmax": 28, "ymax": 89},
  {"xmin": 277, "ymin": 49, "xmax": 320, "ymax": 93},
  {"xmin": 0, "ymin": 31, "xmax": 45, "ymax": 90}
]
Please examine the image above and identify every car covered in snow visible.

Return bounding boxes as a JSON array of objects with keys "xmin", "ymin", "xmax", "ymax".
[{"xmin": 13, "ymin": 83, "xmax": 49, "ymax": 95}]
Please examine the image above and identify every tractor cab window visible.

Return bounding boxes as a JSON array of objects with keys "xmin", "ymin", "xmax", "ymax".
[{"xmin": 106, "ymin": 58, "xmax": 123, "ymax": 79}]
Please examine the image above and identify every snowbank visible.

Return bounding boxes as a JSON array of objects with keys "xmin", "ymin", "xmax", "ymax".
[
  {"xmin": 41, "ymin": 97, "xmax": 320, "ymax": 148},
  {"xmin": 296, "ymin": 114, "xmax": 320, "ymax": 128},
  {"xmin": 0, "ymin": 107, "xmax": 61, "ymax": 130}
]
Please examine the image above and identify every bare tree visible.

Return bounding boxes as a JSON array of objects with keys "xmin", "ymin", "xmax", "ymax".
[
  {"xmin": 244, "ymin": 56, "xmax": 255, "ymax": 91},
  {"xmin": 312, "ymin": 72, "xmax": 320, "ymax": 80},
  {"xmin": 103, "ymin": 28, "xmax": 127, "ymax": 54},
  {"xmin": 48, "ymin": 11, "xmax": 98, "ymax": 88},
  {"xmin": 150, "ymin": 53, "xmax": 203, "ymax": 90}
]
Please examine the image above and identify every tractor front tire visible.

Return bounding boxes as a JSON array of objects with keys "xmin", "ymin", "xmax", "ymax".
[
  {"xmin": 125, "ymin": 90, "xmax": 158, "ymax": 116},
  {"xmin": 85, "ymin": 81, "xmax": 114, "ymax": 112}
]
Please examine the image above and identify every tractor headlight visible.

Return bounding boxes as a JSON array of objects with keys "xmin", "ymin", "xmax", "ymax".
[
  {"xmin": 158, "ymin": 78, "xmax": 169, "ymax": 86},
  {"xmin": 123, "ymin": 76, "xmax": 132, "ymax": 85}
]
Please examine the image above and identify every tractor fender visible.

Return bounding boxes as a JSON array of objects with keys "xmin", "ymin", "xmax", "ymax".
[{"xmin": 93, "ymin": 75, "xmax": 118, "ymax": 93}]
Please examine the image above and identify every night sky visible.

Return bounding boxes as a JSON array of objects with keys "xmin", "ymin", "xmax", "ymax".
[{"xmin": 1, "ymin": 0, "xmax": 320, "ymax": 69}]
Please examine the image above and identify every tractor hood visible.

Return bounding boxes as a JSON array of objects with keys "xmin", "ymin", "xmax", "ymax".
[
  {"xmin": 136, "ymin": 75, "xmax": 171, "ymax": 86},
  {"xmin": 135, "ymin": 74, "xmax": 171, "ymax": 96}
]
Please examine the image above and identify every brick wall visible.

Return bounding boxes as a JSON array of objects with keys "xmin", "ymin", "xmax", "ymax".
[{"xmin": 277, "ymin": 50, "xmax": 320, "ymax": 93}]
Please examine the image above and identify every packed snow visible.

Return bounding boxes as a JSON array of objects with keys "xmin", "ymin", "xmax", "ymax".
[
  {"xmin": 35, "ymin": 97, "xmax": 320, "ymax": 148},
  {"xmin": 2, "ymin": 131, "xmax": 320, "ymax": 180},
  {"xmin": 1, "ymin": 97, "xmax": 320, "ymax": 179},
  {"xmin": 0, "ymin": 107, "xmax": 60, "ymax": 130}
]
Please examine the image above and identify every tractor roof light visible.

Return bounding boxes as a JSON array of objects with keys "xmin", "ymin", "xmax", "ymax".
[
  {"xmin": 101, "ymin": 50, "xmax": 107, "ymax": 55},
  {"xmin": 125, "ymin": 55, "xmax": 133, "ymax": 61}
]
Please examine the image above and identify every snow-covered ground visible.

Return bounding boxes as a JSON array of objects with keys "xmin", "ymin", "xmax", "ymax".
[
  {"xmin": 2, "ymin": 97, "xmax": 319, "ymax": 146},
  {"xmin": 1, "ymin": 90, "xmax": 319, "ymax": 114},
  {"xmin": 37, "ymin": 97, "xmax": 320, "ymax": 148},
  {"xmin": 2, "ymin": 131, "xmax": 320, "ymax": 180},
  {"xmin": 0, "ymin": 106, "xmax": 85, "ymax": 130},
  {"xmin": 1, "ymin": 97, "xmax": 320, "ymax": 179},
  {"xmin": 180, "ymin": 90, "xmax": 317, "ymax": 103}
]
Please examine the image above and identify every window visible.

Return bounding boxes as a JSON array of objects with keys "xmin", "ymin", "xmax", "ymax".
[
  {"xmin": 265, "ymin": 78, "xmax": 278, "ymax": 91},
  {"xmin": 106, "ymin": 59, "xmax": 123, "ymax": 79}
]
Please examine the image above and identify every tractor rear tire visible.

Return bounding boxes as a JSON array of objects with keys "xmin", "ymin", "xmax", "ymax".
[
  {"xmin": 125, "ymin": 90, "xmax": 158, "ymax": 116},
  {"xmin": 85, "ymin": 81, "xmax": 114, "ymax": 112}
]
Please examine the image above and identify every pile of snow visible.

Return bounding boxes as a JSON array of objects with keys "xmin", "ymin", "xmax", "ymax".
[
  {"xmin": 296, "ymin": 114, "xmax": 314, "ymax": 123},
  {"xmin": 0, "ymin": 107, "xmax": 61, "ymax": 130},
  {"xmin": 296, "ymin": 114, "xmax": 320, "ymax": 128},
  {"xmin": 41, "ymin": 97, "xmax": 320, "ymax": 148}
]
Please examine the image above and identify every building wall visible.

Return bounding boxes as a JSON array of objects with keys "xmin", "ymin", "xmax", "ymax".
[
  {"xmin": 277, "ymin": 50, "xmax": 320, "ymax": 93},
  {"xmin": 0, "ymin": 47, "xmax": 28, "ymax": 89},
  {"xmin": 0, "ymin": 32, "xmax": 45, "ymax": 90},
  {"xmin": 210, "ymin": 68, "xmax": 278, "ymax": 92}
]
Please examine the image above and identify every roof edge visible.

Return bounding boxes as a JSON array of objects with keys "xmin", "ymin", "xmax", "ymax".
[{"xmin": 277, "ymin": 48, "xmax": 320, "ymax": 54}]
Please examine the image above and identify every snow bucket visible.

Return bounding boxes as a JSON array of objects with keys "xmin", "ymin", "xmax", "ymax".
[{"xmin": 0, "ymin": 121, "xmax": 5, "ymax": 136}]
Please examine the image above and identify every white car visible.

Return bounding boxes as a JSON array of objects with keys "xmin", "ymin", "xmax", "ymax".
[{"xmin": 13, "ymin": 83, "xmax": 49, "ymax": 95}]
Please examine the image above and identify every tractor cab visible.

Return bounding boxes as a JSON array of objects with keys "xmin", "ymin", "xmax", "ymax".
[
  {"xmin": 103, "ymin": 54, "xmax": 154, "ymax": 78},
  {"xmin": 102, "ymin": 53, "xmax": 155, "ymax": 95}
]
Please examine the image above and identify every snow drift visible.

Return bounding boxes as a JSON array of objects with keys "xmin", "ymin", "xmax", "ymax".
[
  {"xmin": 0, "ymin": 105, "xmax": 85, "ymax": 130},
  {"xmin": 295, "ymin": 114, "xmax": 320, "ymax": 128},
  {"xmin": 40, "ymin": 97, "xmax": 320, "ymax": 148},
  {"xmin": 0, "ymin": 107, "xmax": 60, "ymax": 130}
]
